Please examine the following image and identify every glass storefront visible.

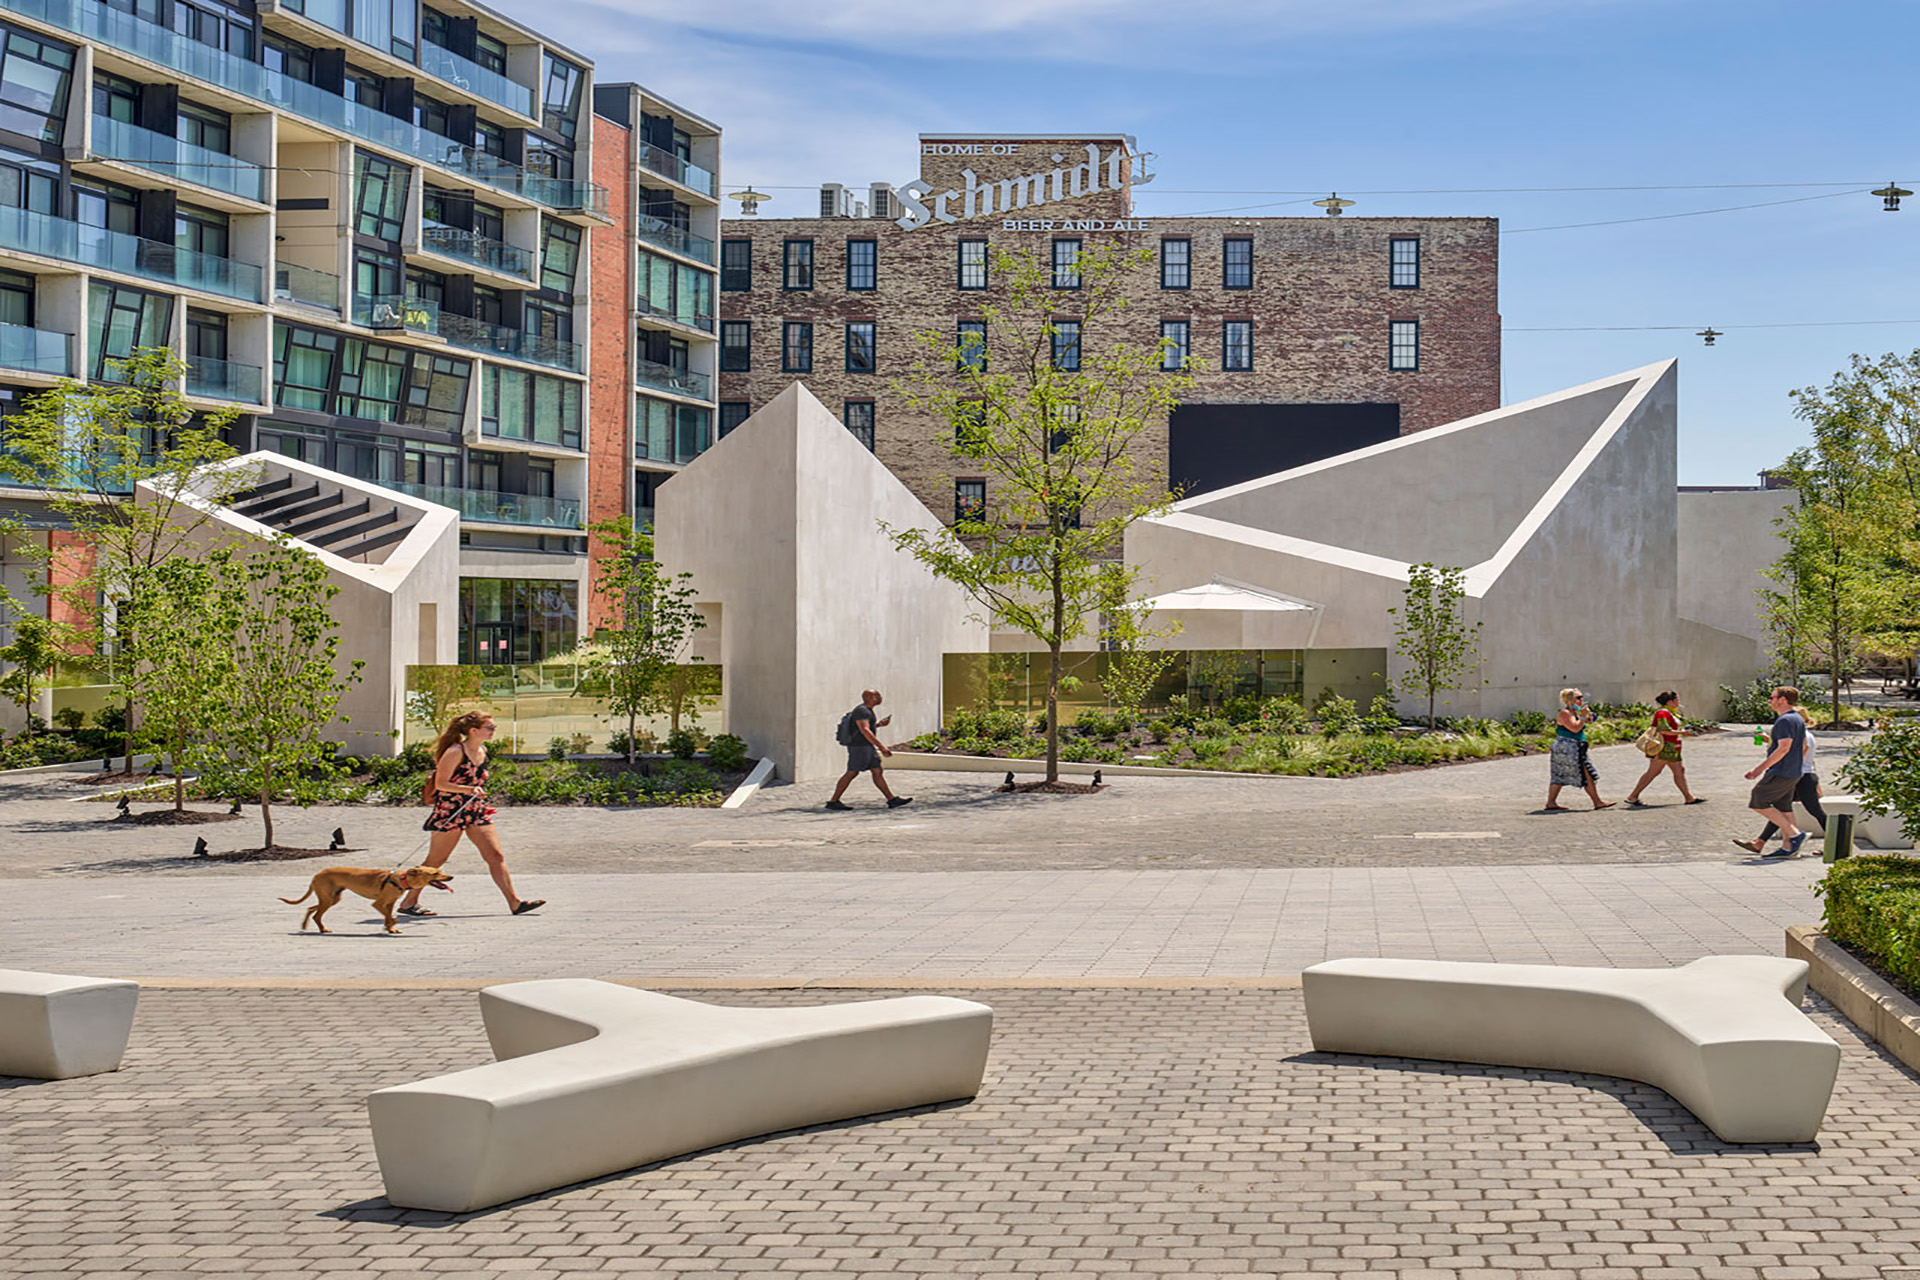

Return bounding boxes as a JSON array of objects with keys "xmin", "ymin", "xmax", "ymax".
[{"xmin": 458, "ymin": 577, "xmax": 578, "ymax": 665}]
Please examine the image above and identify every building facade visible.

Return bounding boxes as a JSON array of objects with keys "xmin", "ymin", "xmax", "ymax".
[
  {"xmin": 716, "ymin": 133, "xmax": 1501, "ymax": 520},
  {"xmin": 0, "ymin": 0, "xmax": 605, "ymax": 670}
]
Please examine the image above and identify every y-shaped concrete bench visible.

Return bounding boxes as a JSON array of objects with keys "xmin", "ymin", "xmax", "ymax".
[
  {"xmin": 1302, "ymin": 956, "xmax": 1839, "ymax": 1143},
  {"xmin": 367, "ymin": 981, "xmax": 995, "ymax": 1211},
  {"xmin": 0, "ymin": 968, "xmax": 140, "ymax": 1080}
]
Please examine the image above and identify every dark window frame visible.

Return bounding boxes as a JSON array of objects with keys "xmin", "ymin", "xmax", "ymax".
[
  {"xmin": 843, "ymin": 399, "xmax": 874, "ymax": 451},
  {"xmin": 954, "ymin": 478, "xmax": 986, "ymax": 524},
  {"xmin": 1160, "ymin": 318, "xmax": 1190, "ymax": 371},
  {"xmin": 957, "ymin": 320, "xmax": 986, "ymax": 373},
  {"xmin": 1051, "ymin": 318, "xmax": 1081, "ymax": 371},
  {"xmin": 845, "ymin": 237, "xmax": 876, "ymax": 291},
  {"xmin": 720, "ymin": 238, "xmax": 752, "ymax": 291},
  {"xmin": 844, "ymin": 320, "xmax": 876, "ymax": 374},
  {"xmin": 781, "ymin": 238, "xmax": 814, "ymax": 291},
  {"xmin": 1050, "ymin": 238, "xmax": 1081, "ymax": 290},
  {"xmin": 1159, "ymin": 237, "xmax": 1191, "ymax": 290},
  {"xmin": 957, "ymin": 238, "xmax": 988, "ymax": 290},
  {"xmin": 1389, "ymin": 318, "xmax": 1420, "ymax": 372},
  {"xmin": 1223, "ymin": 237, "xmax": 1253, "ymax": 290},
  {"xmin": 781, "ymin": 320, "xmax": 812, "ymax": 373},
  {"xmin": 1390, "ymin": 236, "xmax": 1421, "ymax": 289},
  {"xmin": 719, "ymin": 319, "xmax": 751, "ymax": 372},
  {"xmin": 717, "ymin": 400, "xmax": 750, "ymax": 437},
  {"xmin": 1222, "ymin": 319, "xmax": 1253, "ymax": 372}
]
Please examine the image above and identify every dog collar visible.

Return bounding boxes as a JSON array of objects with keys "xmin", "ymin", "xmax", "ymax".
[{"xmin": 380, "ymin": 872, "xmax": 403, "ymax": 891}]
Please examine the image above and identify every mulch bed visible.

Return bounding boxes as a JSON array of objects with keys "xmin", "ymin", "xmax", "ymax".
[
  {"xmin": 1004, "ymin": 780, "xmax": 1105, "ymax": 795},
  {"xmin": 195, "ymin": 845, "xmax": 353, "ymax": 863},
  {"xmin": 113, "ymin": 810, "xmax": 240, "ymax": 826},
  {"xmin": 75, "ymin": 770, "xmax": 178, "ymax": 786}
]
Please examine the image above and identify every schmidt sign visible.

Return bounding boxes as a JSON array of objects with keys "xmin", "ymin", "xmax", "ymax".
[{"xmin": 894, "ymin": 143, "xmax": 1149, "ymax": 231}]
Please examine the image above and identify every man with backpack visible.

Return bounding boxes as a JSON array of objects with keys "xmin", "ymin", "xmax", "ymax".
[{"xmin": 826, "ymin": 689, "xmax": 912, "ymax": 811}]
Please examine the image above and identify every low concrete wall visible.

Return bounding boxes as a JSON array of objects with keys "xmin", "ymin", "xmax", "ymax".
[{"xmin": 1786, "ymin": 925, "xmax": 1920, "ymax": 1077}]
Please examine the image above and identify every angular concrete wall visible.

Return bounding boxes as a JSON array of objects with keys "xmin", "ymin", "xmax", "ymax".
[
  {"xmin": 1677, "ymin": 489, "xmax": 1795, "ymax": 646},
  {"xmin": 655, "ymin": 384, "xmax": 985, "ymax": 781}
]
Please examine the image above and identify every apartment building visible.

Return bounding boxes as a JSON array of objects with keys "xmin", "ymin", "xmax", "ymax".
[
  {"xmin": 0, "ymin": 0, "xmax": 604, "ymax": 667},
  {"xmin": 717, "ymin": 132, "xmax": 1501, "ymax": 521}
]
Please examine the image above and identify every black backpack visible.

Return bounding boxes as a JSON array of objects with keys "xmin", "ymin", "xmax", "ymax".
[{"xmin": 835, "ymin": 709, "xmax": 857, "ymax": 745}]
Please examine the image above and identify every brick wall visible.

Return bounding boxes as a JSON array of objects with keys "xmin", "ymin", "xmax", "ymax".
[{"xmin": 584, "ymin": 112, "xmax": 633, "ymax": 632}]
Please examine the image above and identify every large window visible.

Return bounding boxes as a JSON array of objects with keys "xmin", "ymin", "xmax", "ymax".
[
  {"xmin": 1160, "ymin": 238, "xmax": 1190, "ymax": 290},
  {"xmin": 843, "ymin": 400, "xmax": 874, "ymax": 451},
  {"xmin": 72, "ymin": 177, "xmax": 137, "ymax": 234},
  {"xmin": 845, "ymin": 321, "xmax": 875, "ymax": 374},
  {"xmin": 720, "ymin": 238, "xmax": 752, "ymax": 291},
  {"xmin": 1051, "ymin": 319, "xmax": 1080, "ymax": 371},
  {"xmin": 484, "ymin": 366, "xmax": 582, "ymax": 448},
  {"xmin": 782, "ymin": 321, "xmax": 812, "ymax": 373},
  {"xmin": 782, "ymin": 239, "xmax": 813, "ymax": 291},
  {"xmin": 638, "ymin": 248, "xmax": 713, "ymax": 328},
  {"xmin": 1051, "ymin": 238, "xmax": 1081, "ymax": 289},
  {"xmin": 175, "ymin": 203, "xmax": 230, "ymax": 259},
  {"xmin": 93, "ymin": 72, "xmax": 137, "ymax": 123},
  {"xmin": 0, "ymin": 23, "xmax": 74, "ymax": 145},
  {"xmin": 354, "ymin": 245, "xmax": 401, "ymax": 301},
  {"xmin": 272, "ymin": 324, "xmax": 338, "ymax": 411},
  {"xmin": 89, "ymin": 282, "xmax": 172, "ymax": 380},
  {"xmin": 540, "ymin": 219, "xmax": 581, "ymax": 294},
  {"xmin": 958, "ymin": 239, "xmax": 988, "ymax": 290},
  {"xmin": 177, "ymin": 101, "xmax": 231, "ymax": 155},
  {"xmin": 1223, "ymin": 320, "xmax": 1253, "ymax": 371},
  {"xmin": 1389, "ymin": 319, "xmax": 1420, "ymax": 371},
  {"xmin": 635, "ymin": 393, "xmax": 711, "ymax": 464},
  {"xmin": 0, "ymin": 266, "xmax": 34, "ymax": 327},
  {"xmin": 1390, "ymin": 237, "xmax": 1421, "ymax": 289},
  {"xmin": 458, "ymin": 578, "xmax": 578, "ymax": 666},
  {"xmin": 957, "ymin": 320, "xmax": 986, "ymax": 372},
  {"xmin": 354, "ymin": 151, "xmax": 409, "ymax": 241},
  {"xmin": 272, "ymin": 322, "xmax": 472, "ymax": 431},
  {"xmin": 541, "ymin": 52, "xmax": 584, "ymax": 142},
  {"xmin": 845, "ymin": 238, "xmax": 876, "ymax": 291},
  {"xmin": 1223, "ymin": 237, "xmax": 1253, "ymax": 289},
  {"xmin": 1160, "ymin": 319, "xmax": 1189, "ymax": 370},
  {"xmin": 0, "ymin": 144, "xmax": 58, "ymax": 213}
]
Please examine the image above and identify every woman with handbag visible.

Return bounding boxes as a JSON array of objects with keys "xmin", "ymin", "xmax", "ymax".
[
  {"xmin": 1624, "ymin": 691, "xmax": 1704, "ymax": 806},
  {"xmin": 1545, "ymin": 688, "xmax": 1614, "ymax": 811}
]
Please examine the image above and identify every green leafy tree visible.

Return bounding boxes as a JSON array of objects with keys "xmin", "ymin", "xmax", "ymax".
[
  {"xmin": 0, "ymin": 347, "xmax": 246, "ymax": 767},
  {"xmin": 404, "ymin": 664, "xmax": 487, "ymax": 740},
  {"xmin": 1095, "ymin": 563, "xmax": 1182, "ymax": 717},
  {"xmin": 1837, "ymin": 717, "xmax": 1920, "ymax": 843},
  {"xmin": 0, "ymin": 612, "xmax": 63, "ymax": 732},
  {"xmin": 122, "ymin": 554, "xmax": 235, "ymax": 810},
  {"xmin": 199, "ymin": 539, "xmax": 361, "ymax": 849},
  {"xmin": 588, "ymin": 515, "xmax": 706, "ymax": 762},
  {"xmin": 887, "ymin": 244, "xmax": 1190, "ymax": 782},
  {"xmin": 1390, "ymin": 562, "xmax": 1483, "ymax": 730}
]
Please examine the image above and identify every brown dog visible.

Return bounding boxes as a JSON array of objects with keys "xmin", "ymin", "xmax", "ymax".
[{"xmin": 279, "ymin": 865, "xmax": 454, "ymax": 934}]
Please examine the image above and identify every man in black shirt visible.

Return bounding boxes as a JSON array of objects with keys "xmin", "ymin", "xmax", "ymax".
[{"xmin": 826, "ymin": 689, "xmax": 912, "ymax": 811}]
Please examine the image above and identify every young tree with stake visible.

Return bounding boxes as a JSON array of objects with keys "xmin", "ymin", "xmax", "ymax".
[
  {"xmin": 588, "ymin": 515, "xmax": 705, "ymax": 763},
  {"xmin": 1390, "ymin": 562, "xmax": 1482, "ymax": 730}
]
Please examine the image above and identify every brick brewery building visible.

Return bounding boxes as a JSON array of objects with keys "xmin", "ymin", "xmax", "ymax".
[{"xmin": 716, "ymin": 133, "xmax": 1501, "ymax": 519}]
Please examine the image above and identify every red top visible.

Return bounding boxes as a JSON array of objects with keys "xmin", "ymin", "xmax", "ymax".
[{"xmin": 1654, "ymin": 707, "xmax": 1682, "ymax": 743}]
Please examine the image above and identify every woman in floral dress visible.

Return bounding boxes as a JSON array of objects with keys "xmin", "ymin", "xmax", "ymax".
[{"xmin": 397, "ymin": 711, "xmax": 545, "ymax": 918}]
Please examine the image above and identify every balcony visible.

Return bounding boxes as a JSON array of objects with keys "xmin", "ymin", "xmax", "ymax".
[
  {"xmin": 275, "ymin": 261, "xmax": 340, "ymax": 311},
  {"xmin": 419, "ymin": 40, "xmax": 534, "ymax": 118},
  {"xmin": 89, "ymin": 115, "xmax": 266, "ymax": 203},
  {"xmin": 636, "ymin": 141, "xmax": 716, "ymax": 198},
  {"xmin": 419, "ymin": 220, "xmax": 533, "ymax": 282},
  {"xmin": 634, "ymin": 357, "xmax": 710, "ymax": 402},
  {"xmin": 635, "ymin": 295, "xmax": 714, "ymax": 333},
  {"xmin": 0, "ymin": 322, "xmax": 73, "ymax": 377},
  {"xmin": 383, "ymin": 480, "xmax": 582, "ymax": 529},
  {"xmin": 353, "ymin": 293, "xmax": 439, "ymax": 335},
  {"xmin": 185, "ymin": 355, "xmax": 264, "ymax": 404},
  {"xmin": 437, "ymin": 311, "xmax": 582, "ymax": 373},
  {"xmin": 7, "ymin": 0, "xmax": 608, "ymax": 217},
  {"xmin": 0, "ymin": 205, "xmax": 263, "ymax": 302},
  {"xmin": 634, "ymin": 214, "xmax": 714, "ymax": 265}
]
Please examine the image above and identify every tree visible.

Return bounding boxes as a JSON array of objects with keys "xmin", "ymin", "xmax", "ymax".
[
  {"xmin": 1095, "ymin": 563, "xmax": 1182, "ymax": 717},
  {"xmin": 587, "ymin": 515, "xmax": 705, "ymax": 762},
  {"xmin": 122, "ymin": 554, "xmax": 235, "ymax": 810},
  {"xmin": 0, "ymin": 612, "xmax": 63, "ymax": 732},
  {"xmin": 0, "ymin": 347, "xmax": 246, "ymax": 768},
  {"xmin": 1390, "ymin": 563, "xmax": 1482, "ymax": 730},
  {"xmin": 199, "ymin": 539, "xmax": 360, "ymax": 849},
  {"xmin": 405, "ymin": 664, "xmax": 487, "ymax": 741},
  {"xmin": 888, "ymin": 244, "xmax": 1190, "ymax": 782}
]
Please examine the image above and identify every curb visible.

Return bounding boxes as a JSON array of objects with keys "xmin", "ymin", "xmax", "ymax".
[
  {"xmin": 886, "ymin": 751, "xmax": 1330, "ymax": 780},
  {"xmin": 119, "ymin": 974, "xmax": 1307, "ymax": 992},
  {"xmin": 1786, "ymin": 924, "xmax": 1920, "ymax": 1077}
]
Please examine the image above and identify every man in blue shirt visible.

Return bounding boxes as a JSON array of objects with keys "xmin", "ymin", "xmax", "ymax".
[{"xmin": 1744, "ymin": 686, "xmax": 1808, "ymax": 856}]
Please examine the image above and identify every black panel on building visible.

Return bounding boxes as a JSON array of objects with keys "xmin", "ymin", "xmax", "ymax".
[{"xmin": 1169, "ymin": 402, "xmax": 1402, "ymax": 498}]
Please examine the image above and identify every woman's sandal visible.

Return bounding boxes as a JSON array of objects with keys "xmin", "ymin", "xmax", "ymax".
[
  {"xmin": 398, "ymin": 905, "xmax": 437, "ymax": 917},
  {"xmin": 511, "ymin": 899, "xmax": 546, "ymax": 915}
]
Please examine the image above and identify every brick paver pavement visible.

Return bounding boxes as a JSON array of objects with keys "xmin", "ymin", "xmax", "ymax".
[{"xmin": 2, "ymin": 986, "xmax": 1916, "ymax": 1279}]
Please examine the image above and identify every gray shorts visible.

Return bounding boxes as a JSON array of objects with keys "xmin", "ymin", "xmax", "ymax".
[
  {"xmin": 1749, "ymin": 774, "xmax": 1798, "ymax": 812},
  {"xmin": 846, "ymin": 740, "xmax": 882, "ymax": 773}
]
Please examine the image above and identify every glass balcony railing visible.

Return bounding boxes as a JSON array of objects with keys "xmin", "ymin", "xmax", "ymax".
[
  {"xmin": 634, "ymin": 357, "xmax": 710, "ymax": 402},
  {"xmin": 89, "ymin": 115, "xmax": 266, "ymax": 203},
  {"xmin": 383, "ymin": 479, "xmax": 582, "ymax": 529},
  {"xmin": 275, "ymin": 261, "xmax": 341, "ymax": 310},
  {"xmin": 6, "ymin": 0, "xmax": 608, "ymax": 216},
  {"xmin": 420, "ymin": 220, "xmax": 533, "ymax": 281},
  {"xmin": 636, "ymin": 141, "xmax": 716, "ymax": 197},
  {"xmin": 0, "ymin": 321, "xmax": 73, "ymax": 376},
  {"xmin": 634, "ymin": 214, "xmax": 714, "ymax": 265},
  {"xmin": 185, "ymin": 355, "xmax": 263, "ymax": 403},
  {"xmin": 419, "ymin": 41, "xmax": 534, "ymax": 118},
  {"xmin": 0, "ymin": 205, "xmax": 263, "ymax": 302},
  {"xmin": 635, "ymin": 295, "xmax": 715, "ymax": 333},
  {"xmin": 436, "ymin": 311, "xmax": 582, "ymax": 373},
  {"xmin": 353, "ymin": 293, "xmax": 440, "ymax": 334}
]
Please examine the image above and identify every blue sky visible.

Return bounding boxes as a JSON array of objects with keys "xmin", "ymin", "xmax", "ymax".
[{"xmin": 520, "ymin": 0, "xmax": 1916, "ymax": 485}]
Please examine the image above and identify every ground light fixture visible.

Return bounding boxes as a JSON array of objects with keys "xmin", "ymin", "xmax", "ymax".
[
  {"xmin": 1313, "ymin": 193, "xmax": 1355, "ymax": 216},
  {"xmin": 727, "ymin": 187, "xmax": 769, "ymax": 215},
  {"xmin": 1873, "ymin": 182, "xmax": 1911, "ymax": 211},
  {"xmin": 1697, "ymin": 327, "xmax": 1723, "ymax": 346}
]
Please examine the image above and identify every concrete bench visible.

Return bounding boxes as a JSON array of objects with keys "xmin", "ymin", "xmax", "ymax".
[
  {"xmin": 367, "ymin": 981, "xmax": 995, "ymax": 1212},
  {"xmin": 1811, "ymin": 794, "xmax": 1912, "ymax": 850},
  {"xmin": 0, "ymin": 969, "xmax": 139, "ymax": 1080},
  {"xmin": 1302, "ymin": 956, "xmax": 1838, "ymax": 1143}
]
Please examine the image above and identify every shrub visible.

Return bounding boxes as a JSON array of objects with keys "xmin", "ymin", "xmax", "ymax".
[
  {"xmin": 1504, "ymin": 708, "xmax": 1549, "ymax": 734},
  {"xmin": 1221, "ymin": 694, "xmax": 1262, "ymax": 725},
  {"xmin": 52, "ymin": 706, "xmax": 85, "ymax": 733},
  {"xmin": 946, "ymin": 706, "xmax": 980, "ymax": 739},
  {"xmin": 547, "ymin": 736, "xmax": 571, "ymax": 761},
  {"xmin": 1361, "ymin": 694, "xmax": 1401, "ymax": 735},
  {"xmin": 1163, "ymin": 694, "xmax": 1197, "ymax": 731},
  {"xmin": 907, "ymin": 732, "xmax": 942, "ymax": 751},
  {"xmin": 569, "ymin": 732, "xmax": 594, "ymax": 755},
  {"xmin": 1315, "ymin": 691, "xmax": 1361, "ymax": 737},
  {"xmin": 1838, "ymin": 718, "xmax": 1920, "ymax": 843},
  {"xmin": 1815, "ymin": 856, "xmax": 1920, "ymax": 996},
  {"xmin": 977, "ymin": 707, "xmax": 1028, "ymax": 742},
  {"xmin": 707, "ymin": 733, "xmax": 748, "ymax": 771},
  {"xmin": 1257, "ymin": 696, "xmax": 1307, "ymax": 735},
  {"xmin": 1721, "ymin": 677, "xmax": 1777, "ymax": 724},
  {"xmin": 1146, "ymin": 719, "xmax": 1173, "ymax": 743},
  {"xmin": 666, "ymin": 728, "xmax": 699, "ymax": 759}
]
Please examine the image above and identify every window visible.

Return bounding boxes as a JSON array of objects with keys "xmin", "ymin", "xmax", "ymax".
[
  {"xmin": 1223, "ymin": 320, "xmax": 1253, "ymax": 371},
  {"xmin": 955, "ymin": 479, "xmax": 986, "ymax": 524},
  {"xmin": 634, "ymin": 394, "xmax": 711, "ymax": 464},
  {"xmin": 92, "ymin": 72, "xmax": 137, "ymax": 123},
  {"xmin": 845, "ymin": 238, "xmax": 876, "ymax": 291},
  {"xmin": 523, "ymin": 136, "xmax": 572, "ymax": 180},
  {"xmin": 186, "ymin": 310, "xmax": 227, "ymax": 363},
  {"xmin": 0, "ymin": 25, "xmax": 75, "ymax": 145},
  {"xmin": 957, "ymin": 320, "xmax": 986, "ymax": 372},
  {"xmin": 720, "ymin": 238, "xmax": 752, "ymax": 291},
  {"xmin": 1051, "ymin": 319, "xmax": 1081, "ymax": 371},
  {"xmin": 957, "ymin": 239, "xmax": 988, "ymax": 290},
  {"xmin": 475, "ymin": 32, "xmax": 507, "ymax": 75},
  {"xmin": 88, "ymin": 282, "xmax": 171, "ymax": 381},
  {"xmin": 353, "ymin": 151, "xmax": 408, "ymax": 241},
  {"xmin": 353, "ymin": 245, "xmax": 401, "ymax": 302},
  {"xmin": 718, "ymin": 401, "xmax": 750, "ymax": 437},
  {"xmin": 472, "ymin": 202, "xmax": 504, "ymax": 243},
  {"xmin": 406, "ymin": 265, "xmax": 445, "ymax": 308},
  {"xmin": 539, "ymin": 219, "xmax": 582, "ymax": 295},
  {"xmin": 720, "ymin": 320, "xmax": 750, "ymax": 372},
  {"xmin": 639, "ymin": 249, "xmax": 713, "ymax": 327},
  {"xmin": 527, "ymin": 457, "xmax": 555, "ymax": 499},
  {"xmin": 1389, "ymin": 319, "xmax": 1419, "ymax": 371},
  {"xmin": 0, "ymin": 267, "xmax": 33, "ymax": 327},
  {"xmin": 262, "ymin": 35, "xmax": 314, "ymax": 84},
  {"xmin": 782, "ymin": 321, "xmax": 812, "ymax": 373},
  {"xmin": 524, "ymin": 298, "xmax": 571, "ymax": 346},
  {"xmin": 0, "ymin": 145, "xmax": 59, "ymax": 214},
  {"xmin": 1390, "ymin": 237, "xmax": 1420, "ymax": 289},
  {"xmin": 175, "ymin": 204, "xmax": 230, "ymax": 260},
  {"xmin": 484, "ymin": 366, "xmax": 582, "ymax": 448},
  {"xmin": 1160, "ymin": 320, "xmax": 1189, "ymax": 370},
  {"xmin": 541, "ymin": 52, "xmax": 584, "ymax": 142},
  {"xmin": 273, "ymin": 324, "xmax": 339, "ymax": 411},
  {"xmin": 336, "ymin": 335, "xmax": 412, "ymax": 423},
  {"xmin": 172, "ymin": 0, "xmax": 257, "ymax": 59},
  {"xmin": 413, "ymin": 92, "xmax": 450, "ymax": 139},
  {"xmin": 476, "ymin": 119, "xmax": 506, "ymax": 160},
  {"xmin": 471, "ymin": 285, "xmax": 504, "ymax": 325},
  {"xmin": 782, "ymin": 239, "xmax": 813, "ymax": 290},
  {"xmin": 845, "ymin": 321, "xmax": 875, "ymax": 374},
  {"xmin": 1051, "ymin": 238, "xmax": 1081, "ymax": 289},
  {"xmin": 402, "ymin": 439, "xmax": 459, "ymax": 487},
  {"xmin": 1224, "ymin": 237, "xmax": 1253, "ymax": 289},
  {"xmin": 843, "ymin": 400, "xmax": 874, "ymax": 451},
  {"xmin": 1160, "ymin": 238, "xmax": 1190, "ymax": 290},
  {"xmin": 72, "ymin": 177, "xmax": 138, "ymax": 234},
  {"xmin": 404, "ymin": 353, "xmax": 470, "ymax": 433},
  {"xmin": 177, "ymin": 101, "xmax": 231, "ymax": 155}
]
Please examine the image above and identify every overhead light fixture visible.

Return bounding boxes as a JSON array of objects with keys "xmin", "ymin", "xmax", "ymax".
[
  {"xmin": 1697, "ymin": 327, "xmax": 1722, "ymax": 347},
  {"xmin": 1313, "ymin": 193, "xmax": 1354, "ymax": 216},
  {"xmin": 1872, "ymin": 182, "xmax": 1911, "ymax": 212},
  {"xmin": 726, "ymin": 187, "xmax": 768, "ymax": 215}
]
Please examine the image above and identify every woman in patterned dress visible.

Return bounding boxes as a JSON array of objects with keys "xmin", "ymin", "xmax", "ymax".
[
  {"xmin": 1624, "ymin": 690, "xmax": 1704, "ymax": 806},
  {"xmin": 1545, "ymin": 687, "xmax": 1614, "ymax": 812},
  {"xmin": 397, "ymin": 711, "xmax": 545, "ymax": 918}
]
